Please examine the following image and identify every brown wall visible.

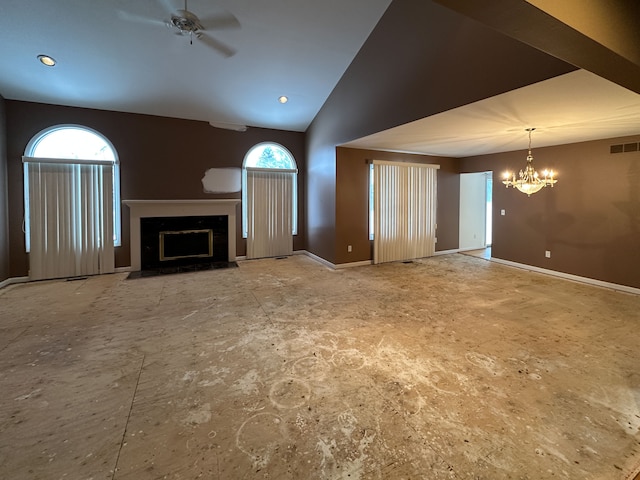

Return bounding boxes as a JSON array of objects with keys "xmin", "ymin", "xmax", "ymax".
[
  {"xmin": 526, "ymin": 0, "xmax": 640, "ymax": 67},
  {"xmin": 433, "ymin": 0, "xmax": 640, "ymax": 94},
  {"xmin": 460, "ymin": 135, "xmax": 640, "ymax": 289},
  {"xmin": 0, "ymin": 96, "xmax": 8, "ymax": 282},
  {"xmin": 5, "ymin": 101, "xmax": 306, "ymax": 277},
  {"xmin": 306, "ymin": 0, "xmax": 575, "ymax": 264},
  {"xmin": 335, "ymin": 147, "xmax": 459, "ymax": 264}
]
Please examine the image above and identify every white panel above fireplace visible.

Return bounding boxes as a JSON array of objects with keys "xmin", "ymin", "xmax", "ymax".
[{"xmin": 123, "ymin": 199, "xmax": 241, "ymax": 271}]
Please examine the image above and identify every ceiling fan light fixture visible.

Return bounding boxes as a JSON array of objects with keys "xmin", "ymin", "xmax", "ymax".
[
  {"xmin": 502, "ymin": 128, "xmax": 557, "ymax": 196},
  {"xmin": 37, "ymin": 55, "xmax": 56, "ymax": 67}
]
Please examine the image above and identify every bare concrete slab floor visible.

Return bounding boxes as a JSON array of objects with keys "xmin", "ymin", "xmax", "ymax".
[{"xmin": 1, "ymin": 254, "xmax": 639, "ymax": 479}]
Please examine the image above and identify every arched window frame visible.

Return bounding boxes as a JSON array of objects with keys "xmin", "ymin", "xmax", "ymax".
[
  {"xmin": 242, "ymin": 142, "xmax": 298, "ymax": 238},
  {"xmin": 23, "ymin": 124, "xmax": 121, "ymax": 251}
]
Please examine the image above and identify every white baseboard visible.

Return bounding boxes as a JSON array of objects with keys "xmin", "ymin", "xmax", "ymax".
[
  {"xmin": 0, "ymin": 276, "xmax": 30, "ymax": 290},
  {"xmin": 490, "ymin": 257, "xmax": 640, "ymax": 295},
  {"xmin": 299, "ymin": 250, "xmax": 337, "ymax": 269},
  {"xmin": 6, "ymin": 253, "xmax": 635, "ymax": 295},
  {"xmin": 235, "ymin": 253, "xmax": 300, "ymax": 262},
  {"xmin": 334, "ymin": 260, "xmax": 373, "ymax": 269},
  {"xmin": 433, "ymin": 248, "xmax": 460, "ymax": 256},
  {"xmin": 299, "ymin": 250, "xmax": 372, "ymax": 270}
]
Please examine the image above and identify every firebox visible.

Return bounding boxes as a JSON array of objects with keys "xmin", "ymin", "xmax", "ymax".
[{"xmin": 140, "ymin": 215, "xmax": 228, "ymax": 270}]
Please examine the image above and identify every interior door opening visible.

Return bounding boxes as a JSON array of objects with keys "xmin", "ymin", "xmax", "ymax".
[
  {"xmin": 486, "ymin": 172, "xmax": 493, "ymax": 247},
  {"xmin": 459, "ymin": 171, "xmax": 492, "ymax": 252}
]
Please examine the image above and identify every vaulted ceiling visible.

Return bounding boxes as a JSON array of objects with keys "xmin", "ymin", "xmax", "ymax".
[
  {"xmin": 0, "ymin": 0, "xmax": 392, "ymax": 132},
  {"xmin": 1, "ymin": 0, "xmax": 638, "ymax": 156}
]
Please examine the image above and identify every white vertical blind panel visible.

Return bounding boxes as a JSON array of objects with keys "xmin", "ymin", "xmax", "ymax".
[
  {"xmin": 373, "ymin": 162, "xmax": 438, "ymax": 264},
  {"xmin": 246, "ymin": 170, "xmax": 294, "ymax": 259},
  {"xmin": 100, "ymin": 165, "xmax": 115, "ymax": 274},
  {"xmin": 27, "ymin": 162, "xmax": 114, "ymax": 280}
]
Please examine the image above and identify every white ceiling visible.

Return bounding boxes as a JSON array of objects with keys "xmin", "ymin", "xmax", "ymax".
[
  {"xmin": 342, "ymin": 69, "xmax": 640, "ymax": 157},
  {"xmin": 1, "ymin": 1, "xmax": 638, "ymax": 155},
  {"xmin": 0, "ymin": 0, "xmax": 392, "ymax": 132}
]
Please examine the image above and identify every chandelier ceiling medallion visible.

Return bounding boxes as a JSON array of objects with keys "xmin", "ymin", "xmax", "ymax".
[{"xmin": 502, "ymin": 128, "xmax": 557, "ymax": 196}]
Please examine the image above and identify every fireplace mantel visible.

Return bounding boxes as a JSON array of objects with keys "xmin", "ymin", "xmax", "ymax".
[{"xmin": 124, "ymin": 199, "xmax": 240, "ymax": 271}]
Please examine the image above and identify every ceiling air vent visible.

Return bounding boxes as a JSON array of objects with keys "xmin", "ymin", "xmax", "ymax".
[{"xmin": 610, "ymin": 142, "xmax": 639, "ymax": 154}]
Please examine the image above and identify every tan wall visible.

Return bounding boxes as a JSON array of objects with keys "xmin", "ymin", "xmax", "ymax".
[
  {"xmin": 5, "ymin": 101, "xmax": 306, "ymax": 277},
  {"xmin": 335, "ymin": 147, "xmax": 459, "ymax": 265},
  {"xmin": 460, "ymin": 135, "xmax": 640, "ymax": 289}
]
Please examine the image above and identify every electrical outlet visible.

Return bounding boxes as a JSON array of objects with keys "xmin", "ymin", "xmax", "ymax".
[
  {"xmin": 501, "ymin": 209, "xmax": 506, "ymax": 216},
  {"xmin": 347, "ymin": 245, "xmax": 352, "ymax": 252},
  {"xmin": 545, "ymin": 250, "xmax": 551, "ymax": 258}
]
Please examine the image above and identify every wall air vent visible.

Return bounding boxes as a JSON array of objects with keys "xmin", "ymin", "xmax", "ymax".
[
  {"xmin": 610, "ymin": 144, "xmax": 624, "ymax": 154},
  {"xmin": 610, "ymin": 142, "xmax": 639, "ymax": 154}
]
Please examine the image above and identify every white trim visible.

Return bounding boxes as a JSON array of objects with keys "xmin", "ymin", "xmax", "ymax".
[
  {"xmin": 237, "ymin": 251, "xmax": 306, "ymax": 263},
  {"xmin": 334, "ymin": 260, "xmax": 372, "ymax": 269},
  {"xmin": 0, "ymin": 276, "xmax": 30, "ymax": 290},
  {"xmin": 114, "ymin": 266, "xmax": 132, "ymax": 273},
  {"xmin": 297, "ymin": 250, "xmax": 371, "ymax": 270},
  {"xmin": 246, "ymin": 167, "xmax": 298, "ymax": 174},
  {"xmin": 490, "ymin": 258, "xmax": 640, "ymax": 295},
  {"xmin": 300, "ymin": 250, "xmax": 337, "ymax": 269},
  {"xmin": 458, "ymin": 247, "xmax": 487, "ymax": 253},
  {"xmin": 433, "ymin": 248, "xmax": 461, "ymax": 256},
  {"xmin": 372, "ymin": 159, "xmax": 440, "ymax": 169},
  {"xmin": 23, "ymin": 156, "xmax": 114, "ymax": 166}
]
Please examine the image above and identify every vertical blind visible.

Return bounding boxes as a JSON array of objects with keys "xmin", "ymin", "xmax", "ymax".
[
  {"xmin": 246, "ymin": 168, "xmax": 295, "ymax": 259},
  {"xmin": 373, "ymin": 160, "xmax": 439, "ymax": 264},
  {"xmin": 25, "ymin": 159, "xmax": 115, "ymax": 280}
]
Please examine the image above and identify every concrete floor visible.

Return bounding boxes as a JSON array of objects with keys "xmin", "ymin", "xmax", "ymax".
[{"xmin": 0, "ymin": 254, "xmax": 639, "ymax": 479}]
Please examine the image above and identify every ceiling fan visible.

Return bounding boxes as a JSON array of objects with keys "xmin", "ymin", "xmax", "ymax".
[{"xmin": 120, "ymin": 0, "xmax": 240, "ymax": 57}]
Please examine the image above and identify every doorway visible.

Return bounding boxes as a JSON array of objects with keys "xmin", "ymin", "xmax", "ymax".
[{"xmin": 459, "ymin": 172, "xmax": 492, "ymax": 252}]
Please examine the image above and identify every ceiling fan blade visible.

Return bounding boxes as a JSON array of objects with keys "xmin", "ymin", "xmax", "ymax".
[
  {"xmin": 158, "ymin": 0, "xmax": 178, "ymax": 15},
  {"xmin": 199, "ymin": 12, "xmax": 241, "ymax": 30},
  {"xmin": 198, "ymin": 33, "xmax": 236, "ymax": 57},
  {"xmin": 118, "ymin": 10, "xmax": 168, "ymax": 28}
]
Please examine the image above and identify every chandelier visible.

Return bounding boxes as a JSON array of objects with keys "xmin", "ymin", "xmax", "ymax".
[{"xmin": 502, "ymin": 128, "xmax": 557, "ymax": 196}]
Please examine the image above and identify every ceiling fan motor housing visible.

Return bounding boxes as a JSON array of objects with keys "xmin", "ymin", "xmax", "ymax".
[{"xmin": 169, "ymin": 10, "xmax": 202, "ymax": 33}]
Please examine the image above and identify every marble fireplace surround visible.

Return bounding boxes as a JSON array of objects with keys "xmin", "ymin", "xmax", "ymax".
[{"xmin": 124, "ymin": 199, "xmax": 240, "ymax": 271}]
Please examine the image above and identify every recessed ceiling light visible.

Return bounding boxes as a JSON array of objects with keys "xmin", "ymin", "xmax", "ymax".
[
  {"xmin": 278, "ymin": 96, "xmax": 288, "ymax": 104},
  {"xmin": 37, "ymin": 55, "xmax": 56, "ymax": 67}
]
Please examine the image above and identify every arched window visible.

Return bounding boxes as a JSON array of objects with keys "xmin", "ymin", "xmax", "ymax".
[
  {"xmin": 242, "ymin": 142, "xmax": 298, "ymax": 238},
  {"xmin": 24, "ymin": 125, "xmax": 121, "ymax": 252}
]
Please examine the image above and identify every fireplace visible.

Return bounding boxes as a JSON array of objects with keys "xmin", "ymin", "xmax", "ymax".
[
  {"xmin": 140, "ymin": 215, "xmax": 228, "ymax": 270},
  {"xmin": 124, "ymin": 199, "xmax": 241, "ymax": 273}
]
